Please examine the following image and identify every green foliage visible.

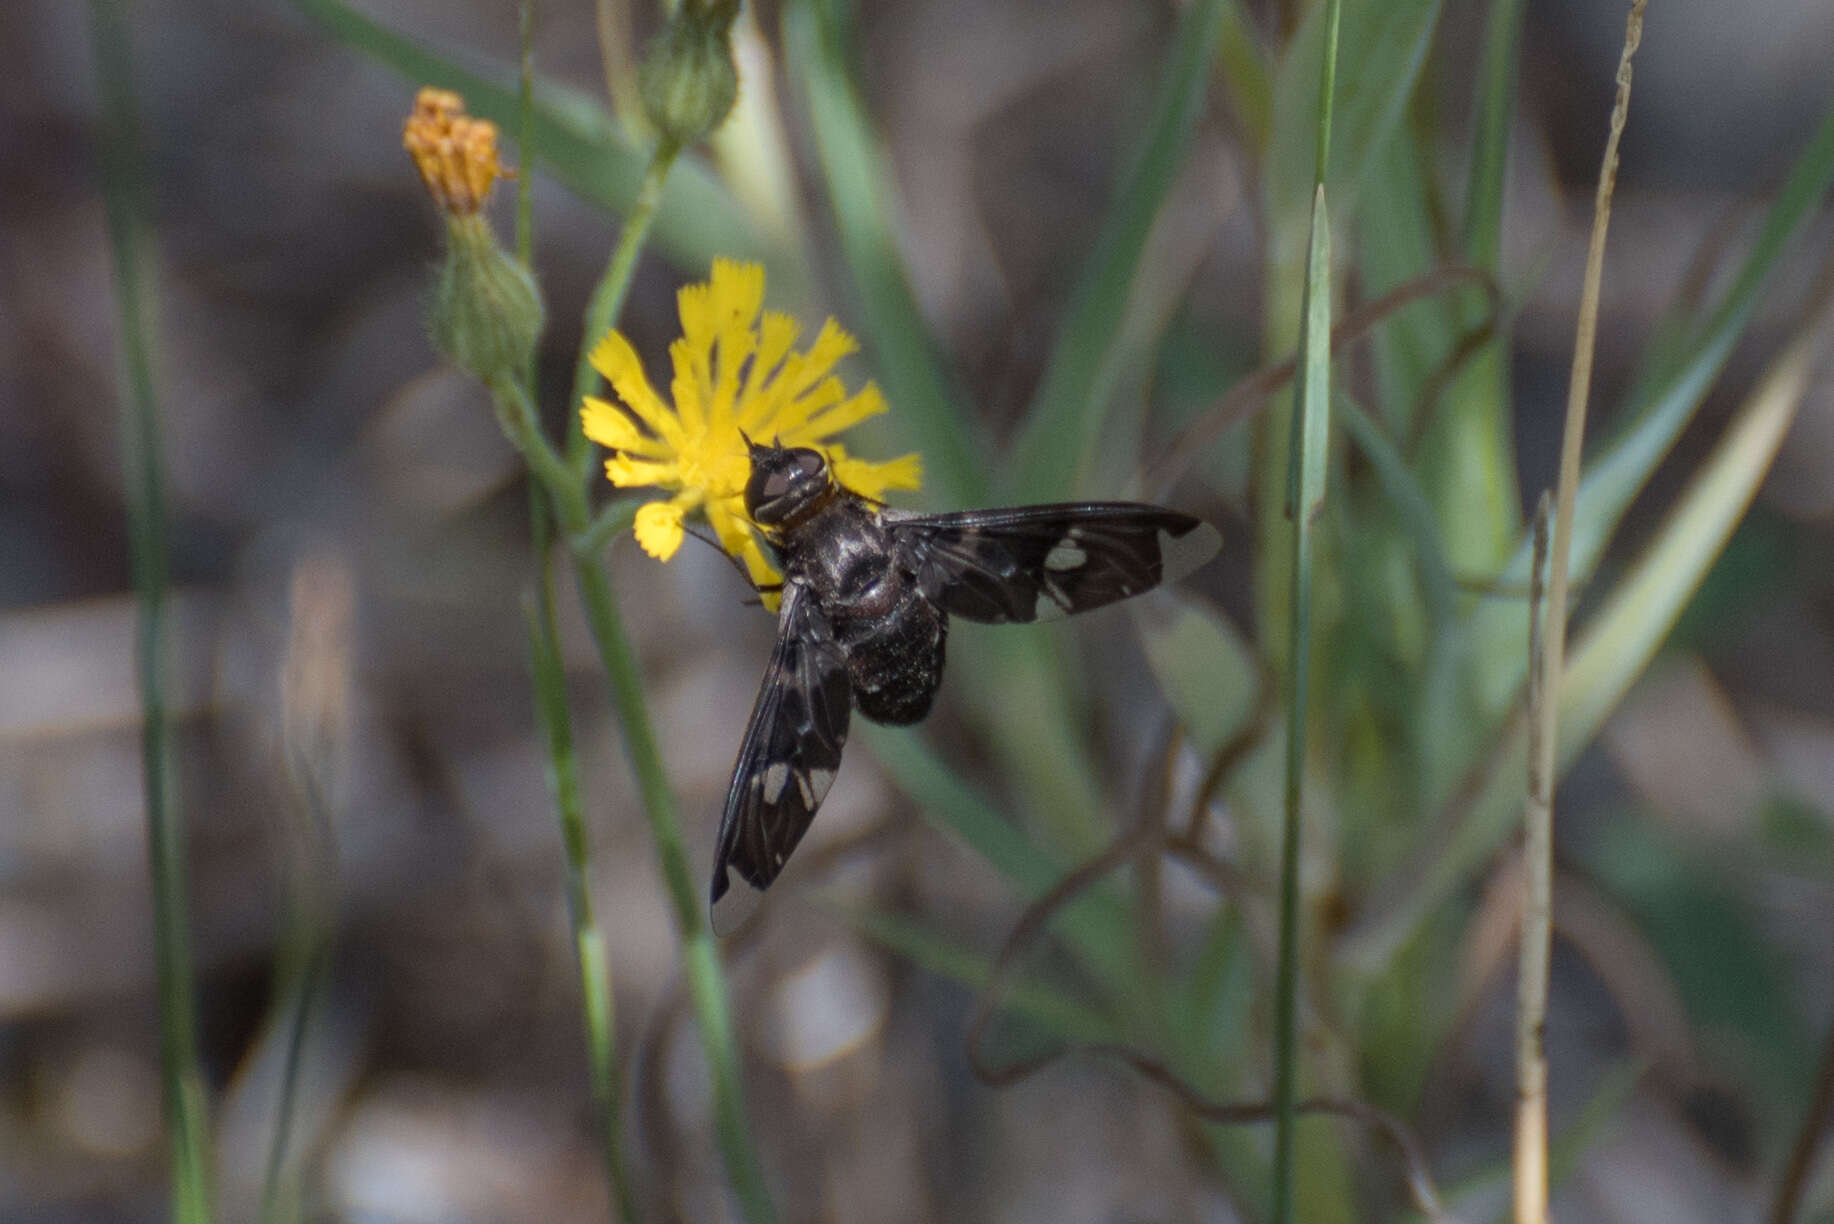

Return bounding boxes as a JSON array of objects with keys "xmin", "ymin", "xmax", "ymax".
[{"xmin": 297, "ymin": 0, "xmax": 1834, "ymax": 1215}]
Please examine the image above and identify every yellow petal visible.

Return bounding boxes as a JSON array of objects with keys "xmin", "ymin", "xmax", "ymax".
[
  {"xmin": 633, "ymin": 501, "xmax": 686, "ymax": 560},
  {"xmin": 676, "ymin": 277, "xmax": 716, "ymax": 348},
  {"xmin": 580, "ymin": 397, "xmax": 664, "ymax": 455},
  {"xmin": 786, "ymin": 374, "xmax": 846, "ymax": 424},
  {"xmin": 832, "ymin": 451, "xmax": 923, "ymax": 499},
  {"xmin": 707, "ymin": 259, "xmax": 766, "ymax": 329},
  {"xmin": 788, "ymin": 319, "xmax": 858, "ymax": 397},
  {"xmin": 744, "ymin": 310, "xmax": 800, "ymax": 405},
  {"xmin": 668, "ymin": 335, "xmax": 709, "ymax": 436},
  {"xmin": 605, "ymin": 454, "xmax": 682, "ymax": 489},
  {"xmin": 590, "ymin": 331, "xmax": 683, "ymax": 447},
  {"xmin": 708, "ymin": 494, "xmax": 756, "ymax": 555},
  {"xmin": 704, "ymin": 449, "xmax": 753, "ymax": 497},
  {"xmin": 746, "ymin": 546, "xmax": 784, "ymax": 612},
  {"xmin": 710, "ymin": 321, "xmax": 756, "ymax": 433},
  {"xmin": 800, "ymin": 382, "xmax": 888, "ymax": 439}
]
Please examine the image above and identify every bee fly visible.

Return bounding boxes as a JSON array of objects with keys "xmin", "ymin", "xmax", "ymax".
[{"xmin": 711, "ymin": 438, "xmax": 1221, "ymax": 930}]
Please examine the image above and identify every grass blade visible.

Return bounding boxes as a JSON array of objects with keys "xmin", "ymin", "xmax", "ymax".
[
  {"xmin": 1273, "ymin": 180, "xmax": 1335, "ymax": 1224},
  {"xmin": 1266, "ymin": 0, "xmax": 1442, "ymax": 245},
  {"xmin": 1345, "ymin": 319, "xmax": 1821, "ymax": 975},
  {"xmin": 855, "ymin": 722, "xmax": 1133, "ymax": 979},
  {"xmin": 89, "ymin": 3, "xmax": 213, "ymax": 1218},
  {"xmin": 1467, "ymin": 93, "xmax": 1834, "ymax": 711},
  {"xmin": 1461, "ymin": 0, "xmax": 1529, "ymax": 268},
  {"xmin": 781, "ymin": 0, "xmax": 988, "ymax": 508},
  {"xmin": 1008, "ymin": 0, "xmax": 1228, "ymax": 502},
  {"xmin": 1271, "ymin": 0, "xmax": 1341, "ymax": 1208},
  {"xmin": 834, "ymin": 906, "xmax": 1116, "ymax": 1045}
]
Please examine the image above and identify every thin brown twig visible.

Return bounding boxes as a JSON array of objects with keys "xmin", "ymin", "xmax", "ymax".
[
  {"xmin": 1519, "ymin": 5, "xmax": 1645, "ymax": 1219},
  {"xmin": 961, "ymin": 816, "xmax": 1453, "ymax": 1221},
  {"xmin": 1410, "ymin": 305, "xmax": 1505, "ymax": 457},
  {"xmin": 1516, "ymin": 494, "xmax": 1556, "ymax": 1224}
]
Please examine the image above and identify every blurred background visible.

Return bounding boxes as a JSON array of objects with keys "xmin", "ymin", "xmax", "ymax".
[{"xmin": 5, "ymin": 0, "xmax": 1834, "ymax": 1220}]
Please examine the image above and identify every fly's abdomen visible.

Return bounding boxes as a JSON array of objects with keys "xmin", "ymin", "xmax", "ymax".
[{"xmin": 837, "ymin": 591, "xmax": 946, "ymax": 725}]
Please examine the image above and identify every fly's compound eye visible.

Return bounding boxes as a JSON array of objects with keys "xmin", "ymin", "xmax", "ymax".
[{"xmin": 747, "ymin": 446, "xmax": 831, "ymax": 527}]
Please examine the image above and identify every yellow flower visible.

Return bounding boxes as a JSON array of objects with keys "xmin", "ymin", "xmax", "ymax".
[{"xmin": 582, "ymin": 259, "xmax": 922, "ymax": 598}]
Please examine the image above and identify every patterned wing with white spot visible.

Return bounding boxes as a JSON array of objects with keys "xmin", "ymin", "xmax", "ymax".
[
  {"xmin": 886, "ymin": 504, "xmax": 1220, "ymax": 624},
  {"xmin": 710, "ymin": 580, "xmax": 851, "ymax": 931}
]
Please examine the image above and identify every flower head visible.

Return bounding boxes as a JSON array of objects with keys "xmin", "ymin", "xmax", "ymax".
[
  {"xmin": 403, "ymin": 88, "xmax": 543, "ymax": 384},
  {"xmin": 403, "ymin": 87, "xmax": 511, "ymax": 217},
  {"xmin": 582, "ymin": 259, "xmax": 921, "ymax": 598}
]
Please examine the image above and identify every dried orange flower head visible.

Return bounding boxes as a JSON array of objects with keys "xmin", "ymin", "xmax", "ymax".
[{"xmin": 402, "ymin": 87, "xmax": 512, "ymax": 216}]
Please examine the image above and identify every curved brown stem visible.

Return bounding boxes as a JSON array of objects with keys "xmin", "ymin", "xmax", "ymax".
[{"xmin": 1141, "ymin": 266, "xmax": 1499, "ymax": 498}]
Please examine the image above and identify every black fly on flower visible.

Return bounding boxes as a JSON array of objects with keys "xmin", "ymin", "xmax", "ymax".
[{"xmin": 582, "ymin": 262, "xmax": 1220, "ymax": 931}]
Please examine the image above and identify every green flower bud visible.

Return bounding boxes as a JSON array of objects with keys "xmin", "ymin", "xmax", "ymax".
[
  {"xmin": 638, "ymin": 0, "xmax": 741, "ymax": 147},
  {"xmin": 431, "ymin": 212, "xmax": 545, "ymax": 385}
]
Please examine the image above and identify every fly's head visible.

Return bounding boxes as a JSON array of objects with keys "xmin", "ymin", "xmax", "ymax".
[{"xmin": 744, "ymin": 438, "xmax": 834, "ymax": 532}]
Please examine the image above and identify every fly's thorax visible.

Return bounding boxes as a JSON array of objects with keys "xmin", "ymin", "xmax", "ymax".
[{"xmin": 779, "ymin": 496, "xmax": 905, "ymax": 618}]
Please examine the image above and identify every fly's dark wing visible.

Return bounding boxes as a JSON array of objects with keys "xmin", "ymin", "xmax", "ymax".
[
  {"xmin": 885, "ymin": 504, "xmax": 1220, "ymax": 624},
  {"xmin": 710, "ymin": 580, "xmax": 852, "ymax": 930}
]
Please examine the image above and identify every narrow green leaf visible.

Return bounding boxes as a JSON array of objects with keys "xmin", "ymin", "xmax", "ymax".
[
  {"xmin": 89, "ymin": 3, "xmax": 212, "ymax": 1218},
  {"xmin": 1468, "ymin": 96, "xmax": 1834, "ymax": 711},
  {"xmin": 1216, "ymin": 1, "xmax": 1274, "ymax": 153},
  {"xmin": 1427, "ymin": 0, "xmax": 1528, "ymax": 580},
  {"xmin": 1273, "ymin": 180, "xmax": 1340, "ymax": 1224},
  {"xmin": 1345, "ymin": 329, "xmax": 1817, "ymax": 973},
  {"xmin": 855, "ymin": 721, "xmax": 1133, "ymax": 979},
  {"xmin": 1336, "ymin": 393, "xmax": 1455, "ymax": 630},
  {"xmin": 1461, "ymin": 0, "xmax": 1529, "ymax": 268},
  {"xmin": 1358, "ymin": 121, "xmax": 1459, "ymax": 442},
  {"xmin": 781, "ymin": 0, "xmax": 987, "ymax": 508},
  {"xmin": 1572, "ymin": 95, "xmax": 1834, "ymax": 569},
  {"xmin": 1009, "ymin": 0, "xmax": 1228, "ymax": 502},
  {"xmin": 834, "ymin": 906, "xmax": 1117, "ymax": 1045},
  {"xmin": 1266, "ymin": 0, "xmax": 1443, "ymax": 241}
]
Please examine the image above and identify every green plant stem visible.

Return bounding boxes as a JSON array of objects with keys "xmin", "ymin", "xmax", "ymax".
[
  {"xmin": 566, "ymin": 135, "xmax": 683, "ymax": 476},
  {"xmin": 509, "ymin": 14, "xmax": 639, "ymax": 1216},
  {"xmin": 526, "ymin": 583, "xmax": 639, "ymax": 1223},
  {"xmin": 1271, "ymin": 4, "xmax": 1340, "ymax": 1221},
  {"xmin": 89, "ymin": 3, "xmax": 211, "ymax": 1220},
  {"xmin": 493, "ymin": 375, "xmax": 777, "ymax": 1223}
]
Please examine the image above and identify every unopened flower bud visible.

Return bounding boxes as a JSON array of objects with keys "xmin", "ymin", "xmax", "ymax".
[
  {"xmin": 638, "ymin": 0, "xmax": 741, "ymax": 148},
  {"xmin": 431, "ymin": 212, "xmax": 545, "ymax": 385}
]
